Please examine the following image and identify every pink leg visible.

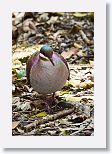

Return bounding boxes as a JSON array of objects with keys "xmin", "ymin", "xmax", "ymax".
[{"xmin": 43, "ymin": 95, "xmax": 53, "ymax": 114}]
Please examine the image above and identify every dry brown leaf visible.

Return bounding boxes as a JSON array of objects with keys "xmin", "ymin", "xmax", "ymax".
[
  {"xmin": 69, "ymin": 25, "xmax": 81, "ymax": 34},
  {"xmin": 61, "ymin": 48, "xmax": 78, "ymax": 59},
  {"xmin": 64, "ymin": 95, "xmax": 94, "ymax": 102},
  {"xmin": 79, "ymin": 30, "xmax": 91, "ymax": 44},
  {"xmin": 39, "ymin": 13, "xmax": 49, "ymax": 21},
  {"xmin": 17, "ymin": 127, "xmax": 24, "ymax": 133},
  {"xmin": 73, "ymin": 12, "xmax": 88, "ymax": 17},
  {"xmin": 12, "ymin": 121, "xmax": 20, "ymax": 129},
  {"xmin": 74, "ymin": 42, "xmax": 82, "ymax": 49},
  {"xmin": 12, "ymin": 44, "xmax": 43, "ymax": 62},
  {"xmin": 12, "ymin": 97, "xmax": 20, "ymax": 104},
  {"xmin": 47, "ymin": 16, "xmax": 58, "ymax": 24},
  {"xmin": 69, "ymin": 79, "xmax": 94, "ymax": 89},
  {"xmin": 17, "ymin": 101, "xmax": 31, "ymax": 111},
  {"xmin": 54, "ymin": 30, "xmax": 67, "ymax": 38},
  {"xmin": 12, "ymin": 84, "xmax": 16, "ymax": 93},
  {"xmin": 29, "ymin": 21, "xmax": 37, "ymax": 31},
  {"xmin": 22, "ymin": 19, "xmax": 36, "ymax": 33}
]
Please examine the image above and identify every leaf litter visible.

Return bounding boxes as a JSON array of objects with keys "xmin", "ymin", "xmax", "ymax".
[{"xmin": 12, "ymin": 12, "xmax": 94, "ymax": 136}]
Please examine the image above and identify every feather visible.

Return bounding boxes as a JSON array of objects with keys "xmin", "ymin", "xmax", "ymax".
[
  {"xmin": 26, "ymin": 52, "xmax": 39, "ymax": 84},
  {"xmin": 54, "ymin": 52, "xmax": 70, "ymax": 80}
]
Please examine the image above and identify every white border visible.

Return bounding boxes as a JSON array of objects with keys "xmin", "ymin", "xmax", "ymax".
[{"xmin": 0, "ymin": 0, "xmax": 106, "ymax": 148}]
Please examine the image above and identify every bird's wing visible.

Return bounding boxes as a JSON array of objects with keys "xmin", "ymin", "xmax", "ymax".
[
  {"xmin": 55, "ymin": 52, "xmax": 70, "ymax": 80},
  {"xmin": 26, "ymin": 52, "xmax": 40, "ymax": 84}
]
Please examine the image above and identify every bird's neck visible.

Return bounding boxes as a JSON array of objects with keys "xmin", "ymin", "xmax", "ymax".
[{"xmin": 39, "ymin": 53, "xmax": 54, "ymax": 62}]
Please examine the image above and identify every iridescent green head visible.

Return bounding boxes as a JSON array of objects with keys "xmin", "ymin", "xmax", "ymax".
[
  {"xmin": 40, "ymin": 45, "xmax": 54, "ymax": 65},
  {"xmin": 40, "ymin": 45, "xmax": 53, "ymax": 58}
]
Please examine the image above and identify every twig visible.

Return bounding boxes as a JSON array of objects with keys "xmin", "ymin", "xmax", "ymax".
[
  {"xmin": 70, "ymin": 118, "xmax": 91, "ymax": 136},
  {"xmin": 79, "ymin": 30, "xmax": 93, "ymax": 45},
  {"xmin": 69, "ymin": 64, "xmax": 94, "ymax": 69},
  {"xmin": 24, "ymin": 107, "xmax": 75, "ymax": 132}
]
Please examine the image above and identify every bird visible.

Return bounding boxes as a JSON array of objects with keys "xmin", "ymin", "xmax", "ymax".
[{"xmin": 26, "ymin": 45, "xmax": 70, "ymax": 113}]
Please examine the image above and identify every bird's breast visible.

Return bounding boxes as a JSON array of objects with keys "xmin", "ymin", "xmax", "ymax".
[{"xmin": 30, "ymin": 54, "xmax": 69, "ymax": 94}]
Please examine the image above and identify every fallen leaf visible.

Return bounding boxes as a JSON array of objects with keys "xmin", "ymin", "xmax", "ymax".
[
  {"xmin": 50, "ymin": 12, "xmax": 64, "ymax": 16},
  {"xmin": 74, "ymin": 42, "xmax": 82, "ymax": 49},
  {"xmin": 53, "ymin": 30, "xmax": 67, "ymax": 38},
  {"xmin": 22, "ymin": 19, "xmax": 36, "ymax": 32},
  {"xmin": 12, "ymin": 121, "xmax": 20, "ymax": 129},
  {"xmin": 73, "ymin": 12, "xmax": 88, "ymax": 17},
  {"xmin": 88, "ymin": 12, "xmax": 94, "ymax": 20},
  {"xmin": 15, "ymin": 69, "xmax": 26, "ymax": 79},
  {"xmin": 47, "ymin": 16, "xmax": 58, "ymax": 24},
  {"xmin": 76, "ymin": 50, "xmax": 85, "ymax": 57},
  {"xmin": 12, "ymin": 45, "xmax": 41, "ymax": 62},
  {"xmin": 13, "ymin": 59, "xmax": 21, "ymax": 66},
  {"xmin": 69, "ymin": 25, "xmax": 81, "ymax": 34},
  {"xmin": 37, "ymin": 112, "xmax": 48, "ymax": 117},
  {"xmin": 12, "ymin": 50, "xmax": 32, "ymax": 62},
  {"xmin": 17, "ymin": 101, "xmax": 31, "ymax": 111},
  {"xmin": 63, "ymin": 95, "xmax": 94, "ymax": 102},
  {"xmin": 12, "ymin": 97, "xmax": 20, "ymax": 104},
  {"xmin": 29, "ymin": 21, "xmax": 37, "ymax": 31},
  {"xmin": 89, "ymin": 60, "xmax": 94, "ymax": 65},
  {"xmin": 79, "ymin": 30, "xmax": 90, "ymax": 44},
  {"xmin": 24, "ymin": 85, "xmax": 33, "ymax": 92},
  {"xmin": 31, "ymin": 112, "xmax": 48, "ymax": 118},
  {"xmin": 61, "ymin": 47, "xmax": 78, "ymax": 59},
  {"xmin": 17, "ymin": 127, "xmax": 24, "ymax": 133},
  {"xmin": 59, "ymin": 90, "xmax": 70, "ymax": 95},
  {"xmin": 65, "ymin": 95, "xmax": 81, "ymax": 102},
  {"xmin": 68, "ymin": 114, "xmax": 84, "ymax": 123},
  {"xmin": 77, "ymin": 81, "xmax": 94, "ymax": 89},
  {"xmin": 39, "ymin": 13, "xmax": 49, "ymax": 21},
  {"xmin": 69, "ymin": 79, "xmax": 94, "ymax": 90},
  {"xmin": 12, "ymin": 84, "xmax": 16, "ymax": 93},
  {"xmin": 48, "ymin": 130, "xmax": 57, "ymax": 136}
]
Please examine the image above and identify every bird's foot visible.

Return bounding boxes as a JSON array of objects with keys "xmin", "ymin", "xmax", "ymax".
[
  {"xmin": 42, "ymin": 94, "xmax": 59, "ymax": 114},
  {"xmin": 44, "ymin": 98, "xmax": 58, "ymax": 114},
  {"xmin": 44, "ymin": 101, "xmax": 53, "ymax": 114}
]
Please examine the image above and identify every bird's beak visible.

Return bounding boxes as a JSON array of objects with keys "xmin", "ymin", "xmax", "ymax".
[{"xmin": 49, "ymin": 58, "xmax": 55, "ymax": 66}]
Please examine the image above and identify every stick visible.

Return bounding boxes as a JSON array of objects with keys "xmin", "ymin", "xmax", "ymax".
[
  {"xmin": 24, "ymin": 107, "xmax": 75, "ymax": 132},
  {"xmin": 79, "ymin": 29, "xmax": 93, "ymax": 45},
  {"xmin": 70, "ymin": 118, "xmax": 91, "ymax": 136}
]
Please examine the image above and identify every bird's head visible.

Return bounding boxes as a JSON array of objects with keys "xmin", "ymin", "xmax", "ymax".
[{"xmin": 40, "ymin": 45, "xmax": 54, "ymax": 66}]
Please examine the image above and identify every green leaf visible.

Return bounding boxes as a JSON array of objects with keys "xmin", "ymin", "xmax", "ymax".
[
  {"xmin": 15, "ymin": 69, "xmax": 26, "ymax": 79},
  {"xmin": 37, "ymin": 112, "xmax": 48, "ymax": 117},
  {"xmin": 30, "ymin": 112, "xmax": 48, "ymax": 119},
  {"xmin": 59, "ymin": 90, "xmax": 70, "ymax": 95}
]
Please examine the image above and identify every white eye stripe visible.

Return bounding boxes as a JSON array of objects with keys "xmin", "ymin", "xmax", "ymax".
[{"xmin": 39, "ymin": 53, "xmax": 48, "ymax": 59}]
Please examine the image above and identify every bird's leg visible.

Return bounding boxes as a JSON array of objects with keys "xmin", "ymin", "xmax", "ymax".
[
  {"xmin": 43, "ymin": 95, "xmax": 53, "ymax": 114},
  {"xmin": 42, "ymin": 93, "xmax": 58, "ymax": 113},
  {"xmin": 50, "ymin": 92, "xmax": 58, "ymax": 106},
  {"xmin": 52, "ymin": 92, "xmax": 55, "ymax": 101}
]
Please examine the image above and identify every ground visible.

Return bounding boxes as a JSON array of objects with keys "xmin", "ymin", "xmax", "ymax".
[{"xmin": 12, "ymin": 12, "xmax": 94, "ymax": 136}]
